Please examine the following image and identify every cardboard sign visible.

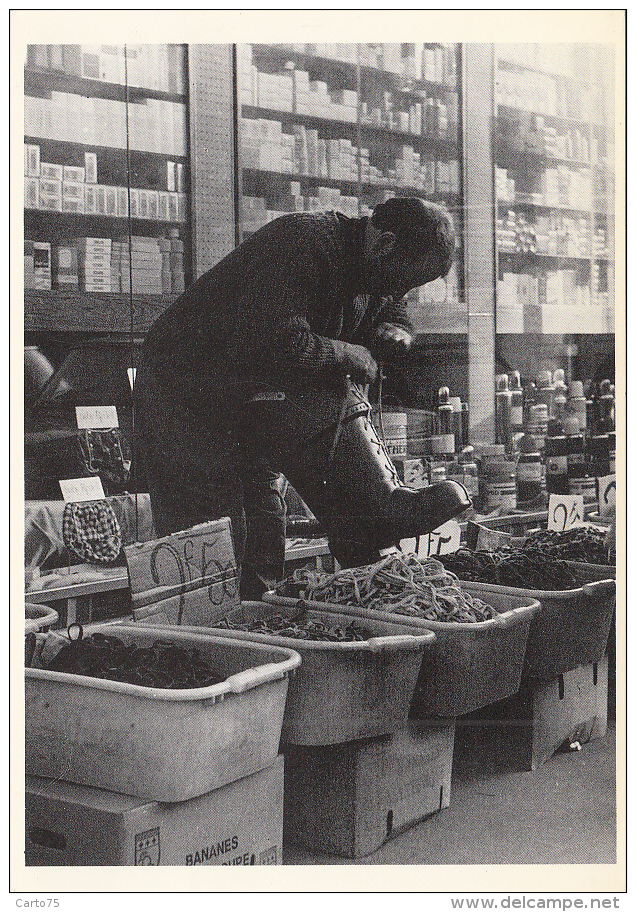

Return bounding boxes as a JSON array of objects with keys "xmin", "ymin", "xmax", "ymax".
[
  {"xmin": 547, "ymin": 494, "xmax": 585, "ymax": 532},
  {"xmin": 597, "ymin": 475, "xmax": 616, "ymax": 518},
  {"xmin": 124, "ymin": 518, "xmax": 240, "ymax": 627},
  {"xmin": 76, "ymin": 405, "xmax": 119, "ymax": 429},
  {"xmin": 400, "ymin": 519, "xmax": 461, "ymax": 559},
  {"xmin": 59, "ymin": 476, "xmax": 105, "ymax": 503}
]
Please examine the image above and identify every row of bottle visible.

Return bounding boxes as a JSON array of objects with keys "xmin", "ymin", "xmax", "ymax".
[
  {"xmin": 441, "ymin": 425, "xmax": 615, "ymax": 515},
  {"xmin": 495, "ymin": 370, "xmax": 615, "ymax": 452}
]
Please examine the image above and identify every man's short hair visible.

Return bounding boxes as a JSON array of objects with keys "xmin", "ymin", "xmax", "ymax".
[{"xmin": 371, "ymin": 197, "xmax": 456, "ymax": 274}]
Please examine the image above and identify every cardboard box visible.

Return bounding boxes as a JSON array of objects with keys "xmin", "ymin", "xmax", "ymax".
[
  {"xmin": 26, "ymin": 756, "xmax": 283, "ymax": 866},
  {"xmin": 462, "ymin": 657, "xmax": 608, "ymax": 772},
  {"xmin": 283, "ymin": 721, "xmax": 455, "ymax": 858},
  {"xmin": 125, "ymin": 518, "xmax": 240, "ymax": 627}
]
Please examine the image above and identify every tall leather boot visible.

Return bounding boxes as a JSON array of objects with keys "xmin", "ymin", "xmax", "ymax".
[
  {"xmin": 238, "ymin": 380, "xmax": 471, "ymax": 567},
  {"xmin": 280, "ymin": 405, "xmax": 471, "ymax": 565}
]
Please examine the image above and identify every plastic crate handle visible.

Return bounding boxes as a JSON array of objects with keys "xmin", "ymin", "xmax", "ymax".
[
  {"xmin": 224, "ymin": 654, "xmax": 301, "ymax": 693},
  {"xmin": 365, "ymin": 634, "xmax": 433, "ymax": 653},
  {"xmin": 581, "ymin": 579, "xmax": 616, "ymax": 601},
  {"xmin": 493, "ymin": 600, "xmax": 541, "ymax": 629}
]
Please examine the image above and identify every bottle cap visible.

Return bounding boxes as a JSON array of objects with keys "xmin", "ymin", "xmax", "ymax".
[
  {"xmin": 553, "ymin": 368, "xmax": 566, "ymax": 384},
  {"xmin": 510, "ymin": 370, "xmax": 522, "ymax": 390},
  {"xmin": 438, "ymin": 386, "xmax": 450, "ymax": 404},
  {"xmin": 536, "ymin": 370, "xmax": 553, "ymax": 387},
  {"xmin": 449, "ymin": 396, "xmax": 462, "ymax": 412},
  {"xmin": 495, "ymin": 374, "xmax": 509, "ymax": 391},
  {"xmin": 569, "ymin": 380, "xmax": 584, "ymax": 398}
]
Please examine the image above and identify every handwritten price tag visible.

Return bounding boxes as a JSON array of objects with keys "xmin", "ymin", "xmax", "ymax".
[
  {"xmin": 547, "ymin": 493, "xmax": 585, "ymax": 532},
  {"xmin": 400, "ymin": 520, "xmax": 461, "ymax": 558},
  {"xmin": 597, "ymin": 475, "xmax": 616, "ymax": 518},
  {"xmin": 76, "ymin": 405, "xmax": 119, "ymax": 429},
  {"xmin": 59, "ymin": 476, "xmax": 105, "ymax": 503}
]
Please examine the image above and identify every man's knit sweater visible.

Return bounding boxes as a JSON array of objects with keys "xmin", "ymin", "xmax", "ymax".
[{"xmin": 140, "ymin": 211, "xmax": 412, "ymax": 402}]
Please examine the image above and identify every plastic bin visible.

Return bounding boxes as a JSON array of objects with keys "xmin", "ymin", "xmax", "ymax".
[
  {"xmin": 457, "ymin": 577, "xmax": 616, "ymax": 683},
  {"xmin": 187, "ymin": 601, "xmax": 435, "ymax": 745},
  {"xmin": 25, "ymin": 603, "xmax": 59, "ymax": 634},
  {"xmin": 25, "ymin": 624, "xmax": 301, "ymax": 802},
  {"xmin": 264, "ymin": 591, "xmax": 539, "ymax": 718}
]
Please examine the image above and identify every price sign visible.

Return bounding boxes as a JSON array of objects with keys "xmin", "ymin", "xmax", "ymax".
[
  {"xmin": 76, "ymin": 405, "xmax": 119, "ymax": 429},
  {"xmin": 400, "ymin": 519, "xmax": 461, "ymax": 558},
  {"xmin": 547, "ymin": 493, "xmax": 585, "ymax": 532},
  {"xmin": 59, "ymin": 475, "xmax": 105, "ymax": 503},
  {"xmin": 597, "ymin": 475, "xmax": 616, "ymax": 519}
]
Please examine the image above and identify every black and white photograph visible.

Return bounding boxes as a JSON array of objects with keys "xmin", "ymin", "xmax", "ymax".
[{"xmin": 11, "ymin": 8, "xmax": 625, "ymax": 899}]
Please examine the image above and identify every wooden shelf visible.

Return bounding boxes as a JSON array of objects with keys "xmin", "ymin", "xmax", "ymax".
[
  {"xmin": 25, "ymin": 208, "xmax": 186, "ymax": 228},
  {"xmin": 242, "ymin": 167, "xmax": 460, "ymax": 200},
  {"xmin": 247, "ymin": 46, "xmax": 457, "ymax": 97},
  {"xmin": 496, "ymin": 104, "xmax": 600, "ymax": 131},
  {"xmin": 24, "ymin": 289, "xmax": 178, "ymax": 334},
  {"xmin": 25, "ymin": 67, "xmax": 187, "ymax": 104},
  {"xmin": 495, "ymin": 147, "xmax": 592, "ymax": 170},
  {"xmin": 24, "ymin": 135, "xmax": 188, "ymax": 161},
  {"xmin": 241, "ymin": 105, "xmax": 458, "ymax": 153},
  {"xmin": 496, "ymin": 199, "xmax": 605, "ymax": 217},
  {"xmin": 498, "ymin": 250, "xmax": 592, "ymax": 264}
]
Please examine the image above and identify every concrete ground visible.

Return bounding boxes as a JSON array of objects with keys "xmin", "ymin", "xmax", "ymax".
[{"xmin": 282, "ymin": 719, "xmax": 617, "ymax": 865}]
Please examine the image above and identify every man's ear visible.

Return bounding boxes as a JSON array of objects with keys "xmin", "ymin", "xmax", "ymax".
[{"xmin": 372, "ymin": 230, "xmax": 397, "ymax": 259}]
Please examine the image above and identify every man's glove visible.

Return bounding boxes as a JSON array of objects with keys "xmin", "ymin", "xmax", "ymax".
[
  {"xmin": 332, "ymin": 340, "xmax": 379, "ymax": 384},
  {"xmin": 370, "ymin": 323, "xmax": 414, "ymax": 361}
]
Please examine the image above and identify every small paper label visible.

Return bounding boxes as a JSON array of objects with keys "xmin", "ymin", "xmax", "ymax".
[
  {"xmin": 597, "ymin": 475, "xmax": 616, "ymax": 518},
  {"xmin": 547, "ymin": 493, "xmax": 585, "ymax": 532},
  {"xmin": 76, "ymin": 405, "xmax": 119, "ymax": 429},
  {"xmin": 401, "ymin": 519, "xmax": 461, "ymax": 558},
  {"xmin": 127, "ymin": 368, "xmax": 137, "ymax": 391},
  {"xmin": 59, "ymin": 476, "xmax": 105, "ymax": 503}
]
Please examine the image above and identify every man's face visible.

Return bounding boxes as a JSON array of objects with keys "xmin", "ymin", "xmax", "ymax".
[{"xmin": 365, "ymin": 241, "xmax": 445, "ymax": 301}]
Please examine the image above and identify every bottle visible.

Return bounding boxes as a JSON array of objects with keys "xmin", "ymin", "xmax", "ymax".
[
  {"xmin": 567, "ymin": 380, "xmax": 587, "ymax": 433},
  {"xmin": 516, "ymin": 433, "xmax": 545, "ymax": 505},
  {"xmin": 536, "ymin": 370, "xmax": 554, "ymax": 417},
  {"xmin": 495, "ymin": 374, "xmax": 513, "ymax": 450},
  {"xmin": 478, "ymin": 443, "xmax": 504, "ymax": 509},
  {"xmin": 553, "ymin": 384, "xmax": 568, "ymax": 424},
  {"xmin": 509, "ymin": 371, "xmax": 524, "ymax": 435},
  {"xmin": 585, "ymin": 381, "xmax": 599, "ymax": 435},
  {"xmin": 608, "ymin": 430, "xmax": 616, "ymax": 474},
  {"xmin": 588, "ymin": 434, "xmax": 611, "ymax": 479},
  {"xmin": 544, "ymin": 419, "xmax": 569, "ymax": 494},
  {"xmin": 437, "ymin": 403, "xmax": 455, "ymax": 456},
  {"xmin": 523, "ymin": 381, "xmax": 538, "ymax": 427},
  {"xmin": 528, "ymin": 403, "xmax": 549, "ymax": 451},
  {"xmin": 481, "ymin": 452, "xmax": 517, "ymax": 513},
  {"xmin": 460, "ymin": 401, "xmax": 470, "ymax": 449},
  {"xmin": 597, "ymin": 382, "xmax": 615, "ymax": 433},
  {"xmin": 447, "ymin": 445, "xmax": 479, "ymax": 499},
  {"xmin": 449, "ymin": 397, "xmax": 463, "ymax": 452},
  {"xmin": 563, "ymin": 416, "xmax": 586, "ymax": 482}
]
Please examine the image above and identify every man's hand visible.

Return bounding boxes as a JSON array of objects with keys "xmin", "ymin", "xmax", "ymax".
[
  {"xmin": 333, "ymin": 340, "xmax": 379, "ymax": 384},
  {"xmin": 370, "ymin": 323, "xmax": 413, "ymax": 361}
]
